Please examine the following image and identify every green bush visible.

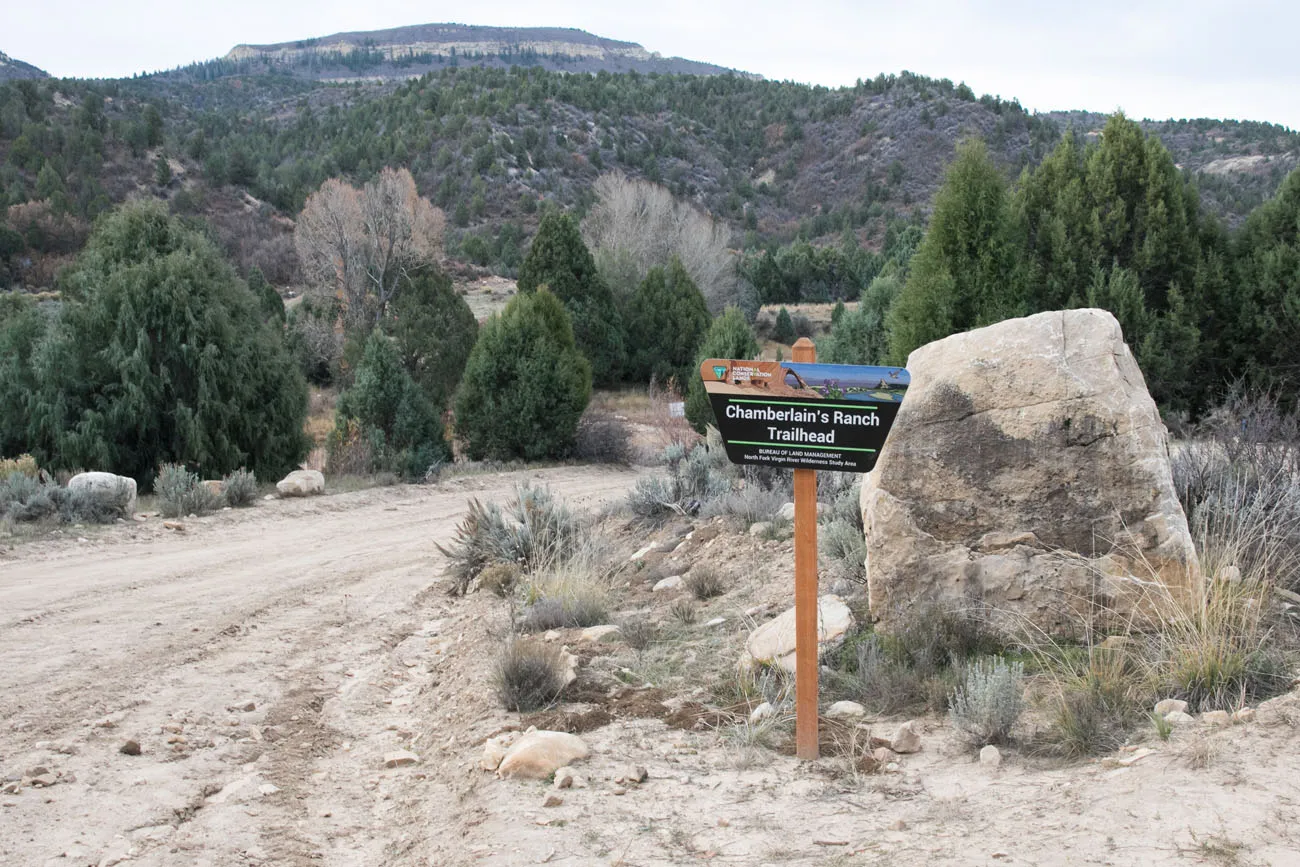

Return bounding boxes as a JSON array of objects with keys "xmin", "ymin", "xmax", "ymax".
[
  {"xmin": 155, "ymin": 463, "xmax": 221, "ymax": 518},
  {"xmin": 388, "ymin": 266, "xmax": 478, "ymax": 410},
  {"xmin": 222, "ymin": 468, "xmax": 258, "ymax": 507},
  {"xmin": 454, "ymin": 289, "xmax": 591, "ymax": 461},
  {"xmin": 623, "ymin": 258, "xmax": 711, "ymax": 387},
  {"xmin": 772, "ymin": 306, "xmax": 796, "ymax": 344},
  {"xmin": 330, "ymin": 330, "xmax": 449, "ymax": 479},
  {"xmin": 19, "ymin": 201, "xmax": 308, "ymax": 487},
  {"xmin": 685, "ymin": 308, "xmax": 759, "ymax": 433},
  {"xmin": 948, "ymin": 657, "xmax": 1026, "ymax": 746},
  {"xmin": 517, "ymin": 212, "xmax": 625, "ymax": 385}
]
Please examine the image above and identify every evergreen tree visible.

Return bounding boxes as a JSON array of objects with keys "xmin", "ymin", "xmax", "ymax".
[
  {"xmin": 246, "ymin": 266, "xmax": 285, "ymax": 323},
  {"xmin": 331, "ymin": 329, "xmax": 448, "ymax": 478},
  {"xmin": 454, "ymin": 289, "xmax": 591, "ymax": 460},
  {"xmin": 25, "ymin": 200, "xmax": 308, "ymax": 485},
  {"xmin": 820, "ymin": 272, "xmax": 902, "ymax": 365},
  {"xmin": 0, "ymin": 292, "xmax": 47, "ymax": 458},
  {"xmin": 888, "ymin": 138, "xmax": 1024, "ymax": 362},
  {"xmin": 773, "ymin": 306, "xmax": 796, "ymax": 344},
  {"xmin": 388, "ymin": 266, "xmax": 478, "ymax": 410},
  {"xmin": 1230, "ymin": 165, "xmax": 1300, "ymax": 392},
  {"xmin": 685, "ymin": 308, "xmax": 759, "ymax": 432},
  {"xmin": 623, "ymin": 257, "xmax": 711, "ymax": 388},
  {"xmin": 517, "ymin": 212, "xmax": 625, "ymax": 385}
]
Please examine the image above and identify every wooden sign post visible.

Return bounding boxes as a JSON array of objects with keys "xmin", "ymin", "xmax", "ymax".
[
  {"xmin": 791, "ymin": 337, "xmax": 820, "ymax": 760},
  {"xmin": 697, "ymin": 342, "xmax": 910, "ymax": 761}
]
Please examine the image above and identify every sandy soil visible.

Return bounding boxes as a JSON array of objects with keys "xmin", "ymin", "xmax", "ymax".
[{"xmin": 3, "ymin": 463, "xmax": 1300, "ymax": 867}]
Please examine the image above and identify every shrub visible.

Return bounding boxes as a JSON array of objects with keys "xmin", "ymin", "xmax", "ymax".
[
  {"xmin": 619, "ymin": 618, "xmax": 658, "ymax": 651},
  {"xmin": 155, "ymin": 464, "xmax": 222, "ymax": 518},
  {"xmin": 573, "ymin": 409, "xmax": 633, "ymax": 465},
  {"xmin": 58, "ymin": 482, "xmax": 133, "ymax": 524},
  {"xmin": 388, "ymin": 266, "xmax": 478, "ymax": 410},
  {"xmin": 26, "ymin": 201, "xmax": 308, "ymax": 487},
  {"xmin": 1, "ymin": 472, "xmax": 55, "ymax": 522},
  {"xmin": 627, "ymin": 443, "xmax": 733, "ymax": 523},
  {"xmin": 685, "ymin": 308, "xmax": 759, "ymax": 433},
  {"xmin": 684, "ymin": 567, "xmax": 728, "ymax": 600},
  {"xmin": 518, "ymin": 593, "xmax": 609, "ymax": 632},
  {"xmin": 478, "ymin": 562, "xmax": 521, "ymax": 597},
  {"xmin": 700, "ymin": 484, "xmax": 785, "ymax": 525},
  {"xmin": 948, "ymin": 657, "xmax": 1026, "ymax": 746},
  {"xmin": 495, "ymin": 640, "xmax": 566, "ymax": 712},
  {"xmin": 454, "ymin": 290, "xmax": 592, "ymax": 460},
  {"xmin": 2, "ymin": 472, "xmax": 131, "ymax": 524},
  {"xmin": 670, "ymin": 597, "xmax": 697, "ymax": 625},
  {"xmin": 623, "ymin": 258, "xmax": 711, "ymax": 387},
  {"xmin": 439, "ymin": 484, "xmax": 583, "ymax": 595},
  {"xmin": 772, "ymin": 306, "xmax": 796, "ymax": 344},
  {"xmin": 822, "ymin": 519, "xmax": 867, "ymax": 584},
  {"xmin": 1033, "ymin": 646, "xmax": 1145, "ymax": 758},
  {"xmin": 329, "ymin": 330, "xmax": 449, "ymax": 478},
  {"xmin": 517, "ymin": 212, "xmax": 625, "ymax": 385},
  {"xmin": 222, "ymin": 468, "xmax": 258, "ymax": 507},
  {"xmin": 0, "ymin": 454, "xmax": 38, "ymax": 478}
]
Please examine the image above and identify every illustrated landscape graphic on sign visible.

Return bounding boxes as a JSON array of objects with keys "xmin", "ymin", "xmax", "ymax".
[{"xmin": 700, "ymin": 359, "xmax": 910, "ymax": 473}]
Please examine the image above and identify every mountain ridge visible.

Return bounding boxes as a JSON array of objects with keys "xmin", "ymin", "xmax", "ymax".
[{"xmin": 0, "ymin": 50, "xmax": 49, "ymax": 81}]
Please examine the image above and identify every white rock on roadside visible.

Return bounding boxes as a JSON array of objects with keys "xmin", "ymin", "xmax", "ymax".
[
  {"xmin": 1154, "ymin": 698, "xmax": 1188, "ymax": 716},
  {"xmin": 739, "ymin": 595, "xmax": 854, "ymax": 672},
  {"xmin": 1233, "ymin": 707, "xmax": 1256, "ymax": 723},
  {"xmin": 825, "ymin": 701, "xmax": 867, "ymax": 720},
  {"xmin": 653, "ymin": 575, "xmax": 684, "ymax": 592},
  {"xmin": 749, "ymin": 702, "xmax": 775, "ymax": 725},
  {"xmin": 579, "ymin": 624, "xmax": 621, "ymax": 643},
  {"xmin": 276, "ymin": 469, "xmax": 324, "ymax": 497},
  {"xmin": 748, "ymin": 522, "xmax": 773, "ymax": 537},
  {"xmin": 1201, "ymin": 710, "xmax": 1232, "ymax": 726},
  {"xmin": 481, "ymin": 735, "xmax": 515, "ymax": 771},
  {"xmin": 1164, "ymin": 711, "xmax": 1196, "ymax": 727},
  {"xmin": 67, "ymin": 471, "xmax": 138, "ymax": 516},
  {"xmin": 383, "ymin": 750, "xmax": 419, "ymax": 768},
  {"xmin": 980, "ymin": 745, "xmax": 1001, "ymax": 768},
  {"xmin": 889, "ymin": 721, "xmax": 922, "ymax": 754},
  {"xmin": 777, "ymin": 503, "xmax": 797, "ymax": 522},
  {"xmin": 496, "ymin": 730, "xmax": 590, "ymax": 780},
  {"xmin": 553, "ymin": 766, "xmax": 576, "ymax": 789}
]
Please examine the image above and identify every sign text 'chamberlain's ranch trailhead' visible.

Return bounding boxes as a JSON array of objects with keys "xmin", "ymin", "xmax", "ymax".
[{"xmin": 699, "ymin": 358, "xmax": 910, "ymax": 473}]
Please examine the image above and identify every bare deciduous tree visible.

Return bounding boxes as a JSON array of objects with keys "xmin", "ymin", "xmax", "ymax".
[
  {"xmin": 294, "ymin": 168, "xmax": 445, "ymax": 328},
  {"xmin": 582, "ymin": 172, "xmax": 739, "ymax": 313}
]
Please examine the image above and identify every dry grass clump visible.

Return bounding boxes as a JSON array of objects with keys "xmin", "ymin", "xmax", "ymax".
[
  {"xmin": 0, "ymin": 454, "xmax": 38, "ymax": 478},
  {"xmin": 670, "ymin": 597, "xmax": 697, "ymax": 625},
  {"xmin": 684, "ymin": 567, "xmax": 728, "ymax": 600},
  {"xmin": 477, "ymin": 562, "xmax": 521, "ymax": 597},
  {"xmin": 619, "ymin": 617, "xmax": 659, "ymax": 651},
  {"xmin": 495, "ymin": 640, "xmax": 566, "ymax": 711},
  {"xmin": 573, "ymin": 408, "xmax": 634, "ymax": 466},
  {"xmin": 440, "ymin": 484, "xmax": 583, "ymax": 595}
]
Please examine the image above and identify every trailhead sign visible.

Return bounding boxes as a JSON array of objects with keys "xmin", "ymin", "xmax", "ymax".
[{"xmin": 699, "ymin": 358, "xmax": 910, "ymax": 473}]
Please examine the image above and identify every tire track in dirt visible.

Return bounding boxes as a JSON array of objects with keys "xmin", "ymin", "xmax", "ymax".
[{"xmin": 0, "ymin": 465, "xmax": 640, "ymax": 867}]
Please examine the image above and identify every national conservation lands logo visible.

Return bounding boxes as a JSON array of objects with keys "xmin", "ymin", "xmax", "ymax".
[{"xmin": 698, "ymin": 359, "xmax": 909, "ymax": 474}]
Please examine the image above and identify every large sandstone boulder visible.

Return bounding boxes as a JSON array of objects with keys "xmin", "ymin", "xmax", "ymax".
[
  {"xmin": 276, "ymin": 469, "xmax": 324, "ymax": 498},
  {"xmin": 66, "ymin": 472, "xmax": 137, "ymax": 516},
  {"xmin": 739, "ymin": 595, "xmax": 854, "ymax": 672},
  {"xmin": 861, "ymin": 309, "xmax": 1198, "ymax": 636}
]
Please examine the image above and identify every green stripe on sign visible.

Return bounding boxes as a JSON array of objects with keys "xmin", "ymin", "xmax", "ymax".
[
  {"xmin": 730, "ymin": 441, "xmax": 878, "ymax": 453},
  {"xmin": 729, "ymin": 399, "xmax": 878, "ymax": 411}
]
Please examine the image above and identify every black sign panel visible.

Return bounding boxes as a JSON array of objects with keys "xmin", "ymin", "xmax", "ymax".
[{"xmin": 699, "ymin": 359, "xmax": 909, "ymax": 473}]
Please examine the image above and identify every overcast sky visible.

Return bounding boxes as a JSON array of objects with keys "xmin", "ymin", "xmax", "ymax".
[{"xmin": 6, "ymin": 0, "xmax": 1298, "ymax": 129}]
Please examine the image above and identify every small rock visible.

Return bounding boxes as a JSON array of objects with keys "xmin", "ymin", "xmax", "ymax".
[
  {"xmin": 162, "ymin": 521, "xmax": 185, "ymax": 532},
  {"xmin": 611, "ymin": 786, "xmax": 627, "ymax": 796},
  {"xmin": 889, "ymin": 721, "xmax": 922, "ymax": 754},
  {"xmin": 704, "ymin": 617, "xmax": 727, "ymax": 627},
  {"xmin": 558, "ymin": 647, "xmax": 579, "ymax": 687},
  {"xmin": 257, "ymin": 783, "xmax": 279, "ymax": 796},
  {"xmin": 119, "ymin": 739, "xmax": 142, "ymax": 756},
  {"xmin": 263, "ymin": 494, "xmax": 276, "ymax": 501},
  {"xmin": 382, "ymin": 750, "xmax": 420, "ymax": 768},
  {"xmin": 239, "ymin": 702, "xmax": 256, "ymax": 712},
  {"xmin": 1220, "ymin": 564, "xmax": 1243, "ymax": 583},
  {"xmin": 1201, "ymin": 710, "xmax": 1232, "ymax": 726},
  {"xmin": 748, "ymin": 702, "xmax": 775, "ymax": 725},
  {"xmin": 543, "ymin": 792, "xmax": 564, "ymax": 807},
  {"xmin": 579, "ymin": 624, "xmax": 621, "ymax": 643},
  {"xmin": 872, "ymin": 747, "xmax": 898, "ymax": 765},
  {"xmin": 1154, "ymin": 698, "xmax": 1188, "ymax": 716},
  {"xmin": 825, "ymin": 701, "xmax": 866, "ymax": 721},
  {"xmin": 653, "ymin": 575, "xmax": 684, "ymax": 592},
  {"xmin": 1164, "ymin": 711, "xmax": 1196, "ymax": 727},
  {"xmin": 747, "ymin": 522, "xmax": 773, "ymax": 537},
  {"xmin": 553, "ymin": 767, "xmax": 575, "ymax": 789},
  {"xmin": 778, "ymin": 502, "xmax": 797, "ymax": 521},
  {"xmin": 1233, "ymin": 707, "xmax": 1256, "ymax": 723},
  {"xmin": 979, "ymin": 745, "xmax": 1001, "ymax": 768},
  {"xmin": 25, "ymin": 766, "xmax": 49, "ymax": 778},
  {"xmin": 626, "ymin": 766, "xmax": 648, "ymax": 784},
  {"xmin": 889, "ymin": 819, "xmax": 908, "ymax": 831},
  {"xmin": 629, "ymin": 544, "xmax": 655, "ymax": 561},
  {"xmin": 2, "ymin": 782, "xmax": 20, "ymax": 795},
  {"xmin": 31, "ymin": 773, "xmax": 57, "ymax": 788},
  {"xmin": 542, "ymin": 630, "xmax": 561, "ymax": 642}
]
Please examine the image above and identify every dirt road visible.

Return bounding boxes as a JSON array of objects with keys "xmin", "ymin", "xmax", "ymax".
[{"xmin": 0, "ymin": 466, "xmax": 638, "ymax": 866}]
